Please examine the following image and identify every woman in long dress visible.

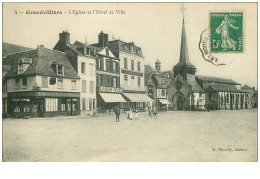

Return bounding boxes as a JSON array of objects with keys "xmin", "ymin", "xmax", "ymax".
[
  {"xmin": 129, "ymin": 108, "xmax": 133, "ymax": 120},
  {"xmin": 215, "ymin": 15, "xmax": 239, "ymax": 50}
]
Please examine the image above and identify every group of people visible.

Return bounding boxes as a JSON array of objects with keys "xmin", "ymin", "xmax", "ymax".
[
  {"xmin": 148, "ymin": 106, "xmax": 157, "ymax": 117},
  {"xmin": 114, "ymin": 107, "xmax": 139, "ymax": 122}
]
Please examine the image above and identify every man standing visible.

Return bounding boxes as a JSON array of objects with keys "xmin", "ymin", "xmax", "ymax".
[{"xmin": 115, "ymin": 107, "xmax": 120, "ymax": 122}]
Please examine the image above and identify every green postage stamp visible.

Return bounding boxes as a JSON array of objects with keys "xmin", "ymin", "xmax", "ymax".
[{"xmin": 210, "ymin": 12, "xmax": 243, "ymax": 53}]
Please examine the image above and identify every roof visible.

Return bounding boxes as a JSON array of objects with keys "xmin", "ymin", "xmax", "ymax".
[
  {"xmin": 205, "ymin": 85, "xmax": 244, "ymax": 93},
  {"xmin": 196, "ymin": 75, "xmax": 240, "ymax": 85},
  {"xmin": 174, "ymin": 18, "xmax": 195, "ymax": 68},
  {"xmin": 241, "ymin": 84, "xmax": 253, "ymax": 89},
  {"xmin": 4, "ymin": 46, "xmax": 80, "ymax": 79},
  {"xmin": 2, "ymin": 42, "xmax": 33, "ymax": 58}
]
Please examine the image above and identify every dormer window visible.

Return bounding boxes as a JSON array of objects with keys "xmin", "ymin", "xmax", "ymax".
[
  {"xmin": 57, "ymin": 65, "xmax": 64, "ymax": 75},
  {"xmin": 17, "ymin": 58, "xmax": 32, "ymax": 74},
  {"xmin": 51, "ymin": 61, "xmax": 64, "ymax": 75}
]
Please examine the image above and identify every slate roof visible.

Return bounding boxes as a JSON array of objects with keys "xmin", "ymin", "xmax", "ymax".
[
  {"xmin": 196, "ymin": 75, "xmax": 240, "ymax": 85},
  {"xmin": 4, "ymin": 46, "xmax": 80, "ymax": 79},
  {"xmin": 241, "ymin": 84, "xmax": 253, "ymax": 89},
  {"xmin": 2, "ymin": 42, "xmax": 33, "ymax": 58},
  {"xmin": 205, "ymin": 85, "xmax": 244, "ymax": 93}
]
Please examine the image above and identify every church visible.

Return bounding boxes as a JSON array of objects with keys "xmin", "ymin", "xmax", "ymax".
[{"xmin": 165, "ymin": 18, "xmax": 250, "ymax": 110}]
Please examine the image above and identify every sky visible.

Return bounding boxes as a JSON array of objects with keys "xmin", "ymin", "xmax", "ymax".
[{"xmin": 3, "ymin": 3, "xmax": 257, "ymax": 88}]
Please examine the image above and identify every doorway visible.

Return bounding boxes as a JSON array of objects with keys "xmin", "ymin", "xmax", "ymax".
[{"xmin": 177, "ymin": 96, "xmax": 184, "ymax": 110}]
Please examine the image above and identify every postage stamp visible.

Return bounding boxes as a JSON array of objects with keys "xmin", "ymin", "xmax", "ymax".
[{"xmin": 210, "ymin": 12, "xmax": 243, "ymax": 53}]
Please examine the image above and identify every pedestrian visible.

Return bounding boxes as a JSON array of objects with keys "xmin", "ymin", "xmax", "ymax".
[
  {"xmin": 135, "ymin": 110, "xmax": 139, "ymax": 120},
  {"xmin": 129, "ymin": 108, "xmax": 133, "ymax": 120},
  {"xmin": 148, "ymin": 106, "xmax": 152, "ymax": 117},
  {"xmin": 115, "ymin": 107, "xmax": 120, "ymax": 122}
]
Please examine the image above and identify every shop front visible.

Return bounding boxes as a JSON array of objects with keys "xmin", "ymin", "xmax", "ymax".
[
  {"xmin": 97, "ymin": 92, "xmax": 126, "ymax": 114},
  {"xmin": 8, "ymin": 91, "xmax": 80, "ymax": 118},
  {"xmin": 122, "ymin": 92, "xmax": 154, "ymax": 112}
]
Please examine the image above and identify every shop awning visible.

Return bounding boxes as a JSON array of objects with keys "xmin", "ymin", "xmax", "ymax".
[
  {"xmin": 122, "ymin": 93, "xmax": 154, "ymax": 102},
  {"xmin": 99, "ymin": 93, "xmax": 126, "ymax": 103},
  {"xmin": 159, "ymin": 99, "xmax": 171, "ymax": 104}
]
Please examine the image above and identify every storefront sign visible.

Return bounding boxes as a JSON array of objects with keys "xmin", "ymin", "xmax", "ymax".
[
  {"xmin": 99, "ymin": 86, "xmax": 123, "ymax": 93},
  {"xmin": 9, "ymin": 91, "xmax": 80, "ymax": 98}
]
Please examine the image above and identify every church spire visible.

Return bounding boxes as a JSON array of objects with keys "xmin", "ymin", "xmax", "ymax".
[
  {"xmin": 179, "ymin": 16, "xmax": 193, "ymax": 66},
  {"xmin": 173, "ymin": 14, "xmax": 196, "ymax": 79}
]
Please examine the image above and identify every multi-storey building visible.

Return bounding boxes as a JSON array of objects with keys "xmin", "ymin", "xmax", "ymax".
[
  {"xmin": 108, "ymin": 34, "xmax": 153, "ymax": 111},
  {"xmin": 54, "ymin": 31, "xmax": 97, "ymax": 115},
  {"xmin": 145, "ymin": 59, "xmax": 173, "ymax": 111},
  {"xmin": 73, "ymin": 31, "xmax": 125, "ymax": 113},
  {"xmin": 3, "ymin": 45, "xmax": 81, "ymax": 118}
]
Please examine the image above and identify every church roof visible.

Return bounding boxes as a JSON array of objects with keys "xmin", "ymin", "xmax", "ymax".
[
  {"xmin": 241, "ymin": 84, "xmax": 253, "ymax": 89},
  {"xmin": 174, "ymin": 18, "xmax": 195, "ymax": 68},
  {"xmin": 205, "ymin": 85, "xmax": 244, "ymax": 93},
  {"xmin": 196, "ymin": 75, "xmax": 240, "ymax": 85}
]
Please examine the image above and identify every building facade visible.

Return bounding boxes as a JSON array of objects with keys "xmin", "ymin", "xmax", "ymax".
[
  {"xmin": 3, "ymin": 46, "xmax": 81, "ymax": 118},
  {"xmin": 108, "ymin": 35, "xmax": 153, "ymax": 111},
  {"xmin": 54, "ymin": 31, "xmax": 97, "ymax": 115},
  {"xmin": 145, "ymin": 59, "xmax": 172, "ymax": 111}
]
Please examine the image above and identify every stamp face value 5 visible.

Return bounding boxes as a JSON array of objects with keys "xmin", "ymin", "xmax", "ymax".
[{"xmin": 210, "ymin": 12, "xmax": 243, "ymax": 53}]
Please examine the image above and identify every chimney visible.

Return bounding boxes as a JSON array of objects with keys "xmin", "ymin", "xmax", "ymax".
[
  {"xmin": 54, "ymin": 30, "xmax": 70, "ymax": 52},
  {"xmin": 59, "ymin": 30, "xmax": 70, "ymax": 45},
  {"xmin": 98, "ymin": 31, "xmax": 109, "ymax": 47}
]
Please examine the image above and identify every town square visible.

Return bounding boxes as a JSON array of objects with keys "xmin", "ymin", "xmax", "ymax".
[{"xmin": 3, "ymin": 109, "xmax": 257, "ymax": 162}]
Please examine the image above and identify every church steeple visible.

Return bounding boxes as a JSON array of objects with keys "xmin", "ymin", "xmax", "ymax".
[{"xmin": 173, "ymin": 16, "xmax": 196, "ymax": 80}]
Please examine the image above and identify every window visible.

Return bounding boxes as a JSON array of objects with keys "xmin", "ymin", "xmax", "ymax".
[
  {"xmin": 137, "ymin": 61, "xmax": 141, "ymax": 71},
  {"xmin": 15, "ymin": 78, "xmax": 20, "ymax": 89},
  {"xmin": 124, "ymin": 58, "xmax": 128, "ymax": 69},
  {"xmin": 138, "ymin": 77, "xmax": 141, "ymax": 87},
  {"xmin": 98, "ymin": 75, "xmax": 102, "ymax": 86},
  {"xmin": 81, "ymin": 62, "xmax": 86, "ymax": 73},
  {"xmin": 113, "ymin": 61, "xmax": 116, "ymax": 72},
  {"xmin": 124, "ymin": 75, "xmax": 128, "ymax": 85},
  {"xmin": 88, "ymin": 99, "xmax": 93, "ymax": 110},
  {"xmin": 72, "ymin": 99, "xmax": 77, "ymax": 111},
  {"xmin": 131, "ymin": 76, "xmax": 135, "ymax": 85},
  {"xmin": 45, "ymin": 98, "xmax": 58, "ymax": 112},
  {"xmin": 106, "ymin": 48, "xmax": 109, "ymax": 56},
  {"xmin": 89, "ymin": 63, "xmax": 94, "ymax": 75},
  {"xmin": 71, "ymin": 80, "xmax": 76, "ymax": 90},
  {"xmin": 113, "ymin": 78, "xmax": 117, "ymax": 88},
  {"xmin": 61, "ymin": 99, "xmax": 66, "ymax": 111},
  {"xmin": 57, "ymin": 65, "xmax": 64, "ymax": 75},
  {"xmin": 22, "ymin": 76, "xmax": 27, "ymax": 88},
  {"xmin": 90, "ymin": 81, "xmax": 94, "ymax": 93},
  {"xmin": 131, "ymin": 60, "xmax": 134, "ymax": 71},
  {"xmin": 18, "ymin": 64, "xmax": 24, "ymax": 74},
  {"xmin": 82, "ymin": 98, "xmax": 86, "ymax": 111},
  {"xmin": 82, "ymin": 80, "xmax": 87, "ymax": 93},
  {"xmin": 57, "ymin": 79, "xmax": 63, "ymax": 89},
  {"xmin": 227, "ymin": 94, "xmax": 229, "ymax": 103},
  {"xmin": 42, "ymin": 77, "xmax": 48, "ymax": 88}
]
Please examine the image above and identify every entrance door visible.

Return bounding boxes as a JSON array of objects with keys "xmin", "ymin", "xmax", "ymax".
[
  {"xmin": 177, "ymin": 96, "xmax": 184, "ymax": 110},
  {"xmin": 67, "ymin": 99, "xmax": 72, "ymax": 116}
]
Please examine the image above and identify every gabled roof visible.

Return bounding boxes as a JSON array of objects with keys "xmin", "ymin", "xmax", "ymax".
[
  {"xmin": 196, "ymin": 75, "xmax": 240, "ymax": 85},
  {"xmin": 4, "ymin": 46, "xmax": 80, "ymax": 79},
  {"xmin": 2, "ymin": 42, "xmax": 33, "ymax": 58},
  {"xmin": 241, "ymin": 84, "xmax": 253, "ymax": 89}
]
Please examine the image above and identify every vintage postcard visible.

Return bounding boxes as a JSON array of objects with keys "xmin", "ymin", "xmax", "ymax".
[{"xmin": 2, "ymin": 2, "xmax": 257, "ymax": 162}]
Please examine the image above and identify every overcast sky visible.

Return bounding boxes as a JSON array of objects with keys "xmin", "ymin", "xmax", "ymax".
[{"xmin": 3, "ymin": 3, "xmax": 257, "ymax": 88}]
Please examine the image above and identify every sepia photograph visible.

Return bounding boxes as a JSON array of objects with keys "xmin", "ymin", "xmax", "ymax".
[{"xmin": 2, "ymin": 2, "xmax": 258, "ymax": 162}]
